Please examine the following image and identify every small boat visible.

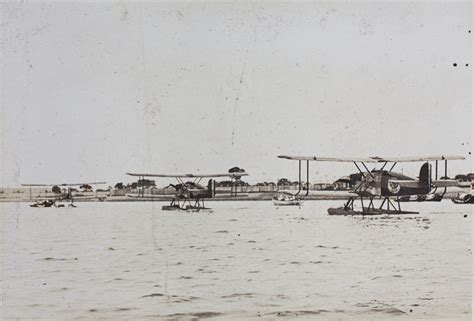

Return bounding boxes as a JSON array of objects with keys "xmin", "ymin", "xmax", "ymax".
[
  {"xmin": 30, "ymin": 199, "xmax": 55, "ymax": 208},
  {"xmin": 452, "ymin": 193, "xmax": 474, "ymax": 204},
  {"xmin": 272, "ymin": 192, "xmax": 302, "ymax": 206},
  {"xmin": 162, "ymin": 204, "xmax": 213, "ymax": 212}
]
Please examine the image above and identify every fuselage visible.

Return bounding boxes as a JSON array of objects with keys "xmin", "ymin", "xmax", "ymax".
[{"xmin": 352, "ymin": 170, "xmax": 430, "ymax": 197}]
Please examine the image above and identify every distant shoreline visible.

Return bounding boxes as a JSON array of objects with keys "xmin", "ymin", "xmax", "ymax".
[
  {"xmin": 0, "ymin": 189, "xmax": 468, "ymax": 203},
  {"xmin": 0, "ymin": 193, "xmax": 352, "ymax": 203}
]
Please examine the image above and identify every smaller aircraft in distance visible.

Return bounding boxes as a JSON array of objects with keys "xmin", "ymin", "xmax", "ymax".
[
  {"xmin": 22, "ymin": 182, "xmax": 107, "ymax": 208},
  {"xmin": 278, "ymin": 155, "xmax": 465, "ymax": 215},
  {"xmin": 126, "ymin": 168, "xmax": 248, "ymax": 212}
]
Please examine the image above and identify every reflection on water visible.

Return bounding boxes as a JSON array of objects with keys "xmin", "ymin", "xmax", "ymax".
[{"xmin": 0, "ymin": 201, "xmax": 471, "ymax": 320}]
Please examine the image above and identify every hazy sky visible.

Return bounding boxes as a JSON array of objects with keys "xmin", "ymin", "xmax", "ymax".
[{"xmin": 1, "ymin": 1, "xmax": 472, "ymax": 186}]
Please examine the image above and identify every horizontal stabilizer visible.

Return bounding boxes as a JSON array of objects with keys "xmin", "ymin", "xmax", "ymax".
[{"xmin": 432, "ymin": 179, "xmax": 461, "ymax": 188}]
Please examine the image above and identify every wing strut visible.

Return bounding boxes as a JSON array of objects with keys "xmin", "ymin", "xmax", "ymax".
[
  {"xmin": 361, "ymin": 162, "xmax": 374, "ymax": 178},
  {"xmin": 353, "ymin": 162, "xmax": 363, "ymax": 175},
  {"xmin": 295, "ymin": 160, "xmax": 302, "ymax": 196},
  {"xmin": 389, "ymin": 162, "xmax": 397, "ymax": 171},
  {"xmin": 306, "ymin": 160, "xmax": 310, "ymax": 196},
  {"xmin": 294, "ymin": 160, "xmax": 310, "ymax": 197}
]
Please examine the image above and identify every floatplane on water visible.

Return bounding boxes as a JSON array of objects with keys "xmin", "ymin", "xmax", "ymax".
[
  {"xmin": 126, "ymin": 168, "xmax": 248, "ymax": 212},
  {"xmin": 22, "ymin": 182, "xmax": 107, "ymax": 208},
  {"xmin": 278, "ymin": 155, "xmax": 465, "ymax": 215}
]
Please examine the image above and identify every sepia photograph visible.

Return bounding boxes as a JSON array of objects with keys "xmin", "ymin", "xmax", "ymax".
[{"xmin": 0, "ymin": 1, "xmax": 472, "ymax": 320}]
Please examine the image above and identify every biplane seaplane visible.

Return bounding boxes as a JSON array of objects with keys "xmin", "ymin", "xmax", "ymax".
[
  {"xmin": 278, "ymin": 155, "xmax": 465, "ymax": 215},
  {"xmin": 126, "ymin": 168, "xmax": 248, "ymax": 212},
  {"xmin": 22, "ymin": 182, "xmax": 107, "ymax": 207}
]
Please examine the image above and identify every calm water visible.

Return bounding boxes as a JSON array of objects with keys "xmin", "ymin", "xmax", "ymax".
[{"xmin": 0, "ymin": 201, "xmax": 471, "ymax": 320}]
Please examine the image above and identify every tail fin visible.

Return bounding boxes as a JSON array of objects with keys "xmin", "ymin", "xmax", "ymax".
[
  {"xmin": 419, "ymin": 162, "xmax": 431, "ymax": 193},
  {"xmin": 207, "ymin": 179, "xmax": 216, "ymax": 198}
]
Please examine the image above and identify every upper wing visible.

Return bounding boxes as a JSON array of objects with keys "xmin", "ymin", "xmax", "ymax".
[
  {"xmin": 380, "ymin": 156, "xmax": 465, "ymax": 163},
  {"xmin": 278, "ymin": 156, "xmax": 376, "ymax": 162},
  {"xmin": 22, "ymin": 182, "xmax": 107, "ymax": 187},
  {"xmin": 126, "ymin": 173, "xmax": 248, "ymax": 178},
  {"xmin": 278, "ymin": 155, "xmax": 465, "ymax": 163}
]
